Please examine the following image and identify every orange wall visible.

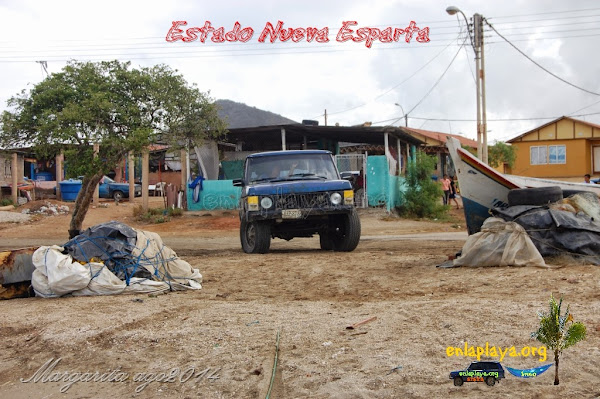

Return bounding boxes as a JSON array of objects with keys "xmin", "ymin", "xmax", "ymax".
[{"xmin": 510, "ymin": 139, "xmax": 590, "ymax": 178}]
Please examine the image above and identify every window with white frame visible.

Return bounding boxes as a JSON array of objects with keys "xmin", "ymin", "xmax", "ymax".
[
  {"xmin": 548, "ymin": 145, "xmax": 566, "ymax": 164},
  {"xmin": 530, "ymin": 146, "xmax": 547, "ymax": 165},
  {"xmin": 4, "ymin": 159, "xmax": 11, "ymax": 178}
]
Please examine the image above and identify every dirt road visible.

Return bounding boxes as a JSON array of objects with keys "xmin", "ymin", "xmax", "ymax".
[{"xmin": 0, "ymin": 198, "xmax": 598, "ymax": 398}]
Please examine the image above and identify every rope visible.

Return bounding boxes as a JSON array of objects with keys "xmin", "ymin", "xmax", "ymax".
[{"xmin": 265, "ymin": 329, "xmax": 281, "ymax": 399}]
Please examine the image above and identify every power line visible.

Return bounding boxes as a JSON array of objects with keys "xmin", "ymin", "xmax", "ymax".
[
  {"xmin": 321, "ymin": 32, "xmax": 459, "ymax": 118},
  {"xmin": 401, "ymin": 110, "xmax": 600, "ymax": 122},
  {"xmin": 405, "ymin": 34, "xmax": 468, "ymax": 116},
  {"xmin": 485, "ymin": 19, "xmax": 600, "ymax": 97}
]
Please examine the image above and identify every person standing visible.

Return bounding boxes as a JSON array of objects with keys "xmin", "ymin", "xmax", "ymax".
[
  {"xmin": 441, "ymin": 174, "xmax": 451, "ymax": 205},
  {"xmin": 449, "ymin": 176, "xmax": 460, "ymax": 209}
]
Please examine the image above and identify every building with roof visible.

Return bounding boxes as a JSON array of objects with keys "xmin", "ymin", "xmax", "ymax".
[
  {"xmin": 506, "ymin": 116, "xmax": 600, "ymax": 181},
  {"xmin": 400, "ymin": 127, "xmax": 477, "ymax": 178}
]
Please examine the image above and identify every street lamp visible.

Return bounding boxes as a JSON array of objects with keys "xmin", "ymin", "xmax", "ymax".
[
  {"xmin": 446, "ymin": 5, "xmax": 488, "ymax": 164},
  {"xmin": 394, "ymin": 103, "xmax": 408, "ymax": 127}
]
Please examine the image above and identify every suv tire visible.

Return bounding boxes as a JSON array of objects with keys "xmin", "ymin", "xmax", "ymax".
[
  {"xmin": 330, "ymin": 209, "xmax": 361, "ymax": 251},
  {"xmin": 319, "ymin": 232, "xmax": 333, "ymax": 250},
  {"xmin": 453, "ymin": 377, "xmax": 463, "ymax": 386},
  {"xmin": 241, "ymin": 220, "xmax": 271, "ymax": 254},
  {"xmin": 485, "ymin": 376, "xmax": 495, "ymax": 386}
]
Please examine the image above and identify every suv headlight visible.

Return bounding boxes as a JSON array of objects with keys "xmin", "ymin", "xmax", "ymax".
[
  {"xmin": 330, "ymin": 192, "xmax": 342, "ymax": 205},
  {"xmin": 261, "ymin": 196, "xmax": 273, "ymax": 209}
]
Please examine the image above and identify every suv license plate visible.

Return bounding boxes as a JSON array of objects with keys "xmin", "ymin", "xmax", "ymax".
[{"xmin": 282, "ymin": 209, "xmax": 302, "ymax": 219}]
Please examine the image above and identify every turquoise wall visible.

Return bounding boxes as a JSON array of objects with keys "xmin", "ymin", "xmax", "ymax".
[
  {"xmin": 366, "ymin": 155, "xmax": 405, "ymax": 211},
  {"xmin": 187, "ymin": 180, "xmax": 241, "ymax": 210}
]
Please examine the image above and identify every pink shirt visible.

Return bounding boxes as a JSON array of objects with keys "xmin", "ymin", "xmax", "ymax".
[{"xmin": 442, "ymin": 178, "xmax": 451, "ymax": 191}]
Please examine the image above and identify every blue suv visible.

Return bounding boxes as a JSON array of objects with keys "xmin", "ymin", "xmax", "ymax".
[
  {"xmin": 449, "ymin": 361, "xmax": 505, "ymax": 386},
  {"xmin": 233, "ymin": 150, "xmax": 361, "ymax": 254}
]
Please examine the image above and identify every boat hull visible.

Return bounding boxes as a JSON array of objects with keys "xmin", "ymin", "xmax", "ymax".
[{"xmin": 446, "ymin": 137, "xmax": 600, "ymax": 235}]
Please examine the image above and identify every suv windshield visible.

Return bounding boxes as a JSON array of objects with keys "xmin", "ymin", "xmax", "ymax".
[{"xmin": 246, "ymin": 153, "xmax": 339, "ymax": 183}]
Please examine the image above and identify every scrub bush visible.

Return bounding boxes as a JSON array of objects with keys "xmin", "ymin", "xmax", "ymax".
[{"xmin": 398, "ymin": 151, "xmax": 447, "ymax": 218}]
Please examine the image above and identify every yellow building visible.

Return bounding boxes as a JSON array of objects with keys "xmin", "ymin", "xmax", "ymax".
[{"xmin": 507, "ymin": 116, "xmax": 600, "ymax": 182}]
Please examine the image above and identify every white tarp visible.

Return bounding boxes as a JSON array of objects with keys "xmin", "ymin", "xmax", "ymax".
[
  {"xmin": 453, "ymin": 217, "xmax": 547, "ymax": 268},
  {"xmin": 31, "ymin": 229, "xmax": 202, "ymax": 298}
]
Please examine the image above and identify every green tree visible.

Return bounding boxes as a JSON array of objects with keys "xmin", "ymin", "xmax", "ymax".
[
  {"xmin": 398, "ymin": 151, "xmax": 445, "ymax": 218},
  {"xmin": 531, "ymin": 294, "xmax": 586, "ymax": 385},
  {"xmin": 0, "ymin": 60, "xmax": 226, "ymax": 236},
  {"xmin": 488, "ymin": 141, "xmax": 517, "ymax": 169}
]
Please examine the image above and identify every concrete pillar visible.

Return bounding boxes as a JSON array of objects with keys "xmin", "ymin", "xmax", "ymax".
[
  {"xmin": 180, "ymin": 149, "xmax": 187, "ymax": 189},
  {"xmin": 281, "ymin": 128, "xmax": 286, "ymax": 150},
  {"xmin": 93, "ymin": 143, "xmax": 100, "ymax": 204},
  {"xmin": 11, "ymin": 153, "xmax": 18, "ymax": 205},
  {"xmin": 128, "ymin": 152, "xmax": 135, "ymax": 200},
  {"xmin": 56, "ymin": 152, "xmax": 64, "ymax": 200},
  {"xmin": 396, "ymin": 138, "xmax": 402, "ymax": 175},
  {"xmin": 142, "ymin": 149, "xmax": 149, "ymax": 210}
]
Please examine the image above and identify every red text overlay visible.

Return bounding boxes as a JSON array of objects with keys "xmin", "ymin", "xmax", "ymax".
[{"xmin": 166, "ymin": 20, "xmax": 430, "ymax": 48}]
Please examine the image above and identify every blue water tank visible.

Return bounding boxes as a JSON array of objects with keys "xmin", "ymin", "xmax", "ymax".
[
  {"xmin": 36, "ymin": 172, "xmax": 53, "ymax": 181},
  {"xmin": 59, "ymin": 179, "xmax": 82, "ymax": 201}
]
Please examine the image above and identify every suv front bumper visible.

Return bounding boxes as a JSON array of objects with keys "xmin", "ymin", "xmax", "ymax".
[{"xmin": 245, "ymin": 205, "xmax": 354, "ymax": 222}]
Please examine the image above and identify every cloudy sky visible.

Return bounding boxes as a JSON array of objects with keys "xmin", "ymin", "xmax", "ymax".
[{"xmin": 1, "ymin": 0, "xmax": 600, "ymax": 143}]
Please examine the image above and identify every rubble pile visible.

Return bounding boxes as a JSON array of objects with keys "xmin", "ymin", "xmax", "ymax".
[{"xmin": 21, "ymin": 201, "xmax": 70, "ymax": 216}]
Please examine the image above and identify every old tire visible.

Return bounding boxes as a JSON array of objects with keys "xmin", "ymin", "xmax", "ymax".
[
  {"xmin": 485, "ymin": 376, "xmax": 495, "ymax": 386},
  {"xmin": 241, "ymin": 220, "xmax": 271, "ymax": 254},
  {"xmin": 453, "ymin": 377, "xmax": 463, "ymax": 386},
  {"xmin": 319, "ymin": 233, "xmax": 333, "ymax": 250},
  {"xmin": 507, "ymin": 186, "xmax": 562, "ymax": 206},
  {"xmin": 329, "ymin": 209, "xmax": 361, "ymax": 252},
  {"xmin": 112, "ymin": 190, "xmax": 124, "ymax": 201}
]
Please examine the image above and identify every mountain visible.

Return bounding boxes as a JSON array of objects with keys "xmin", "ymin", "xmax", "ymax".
[{"xmin": 216, "ymin": 99, "xmax": 297, "ymax": 129}]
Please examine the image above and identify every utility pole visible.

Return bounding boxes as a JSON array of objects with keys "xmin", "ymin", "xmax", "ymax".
[
  {"xmin": 324, "ymin": 109, "xmax": 328, "ymax": 126},
  {"xmin": 447, "ymin": 6, "xmax": 488, "ymax": 164},
  {"xmin": 477, "ymin": 14, "xmax": 488, "ymax": 164},
  {"xmin": 473, "ymin": 13, "xmax": 483, "ymax": 161}
]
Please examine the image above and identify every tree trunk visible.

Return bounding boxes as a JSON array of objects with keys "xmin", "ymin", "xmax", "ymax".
[
  {"xmin": 68, "ymin": 172, "xmax": 104, "ymax": 238},
  {"xmin": 554, "ymin": 350, "xmax": 559, "ymax": 385}
]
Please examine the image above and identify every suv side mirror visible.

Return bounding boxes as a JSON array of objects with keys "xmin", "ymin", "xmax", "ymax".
[{"xmin": 232, "ymin": 178, "xmax": 244, "ymax": 187}]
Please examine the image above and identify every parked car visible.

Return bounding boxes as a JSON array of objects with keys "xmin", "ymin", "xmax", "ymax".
[
  {"xmin": 233, "ymin": 150, "xmax": 361, "ymax": 254},
  {"xmin": 55, "ymin": 176, "xmax": 142, "ymax": 201},
  {"xmin": 449, "ymin": 361, "xmax": 505, "ymax": 386},
  {"xmin": 99, "ymin": 176, "xmax": 142, "ymax": 200}
]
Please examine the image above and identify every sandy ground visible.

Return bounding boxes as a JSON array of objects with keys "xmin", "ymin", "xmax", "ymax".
[{"xmin": 0, "ymin": 197, "xmax": 599, "ymax": 399}]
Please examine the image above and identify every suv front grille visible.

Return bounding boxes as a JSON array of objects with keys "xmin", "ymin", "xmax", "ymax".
[{"xmin": 272, "ymin": 192, "xmax": 332, "ymax": 209}]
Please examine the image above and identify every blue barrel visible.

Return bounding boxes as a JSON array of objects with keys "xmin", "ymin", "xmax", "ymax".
[
  {"xmin": 59, "ymin": 179, "xmax": 82, "ymax": 201},
  {"xmin": 36, "ymin": 172, "xmax": 53, "ymax": 181}
]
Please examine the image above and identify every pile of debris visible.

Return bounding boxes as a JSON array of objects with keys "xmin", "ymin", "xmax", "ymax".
[
  {"xmin": 452, "ymin": 192, "xmax": 600, "ymax": 268},
  {"xmin": 1, "ymin": 221, "xmax": 202, "ymax": 299},
  {"xmin": 21, "ymin": 201, "xmax": 70, "ymax": 216}
]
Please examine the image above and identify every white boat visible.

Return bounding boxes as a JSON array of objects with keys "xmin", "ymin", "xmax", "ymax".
[{"xmin": 446, "ymin": 137, "xmax": 600, "ymax": 234}]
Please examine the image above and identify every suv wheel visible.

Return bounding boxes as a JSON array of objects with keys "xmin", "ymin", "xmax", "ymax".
[
  {"xmin": 241, "ymin": 220, "xmax": 271, "ymax": 254},
  {"xmin": 453, "ymin": 377, "xmax": 463, "ymax": 386},
  {"xmin": 329, "ymin": 209, "xmax": 361, "ymax": 251},
  {"xmin": 485, "ymin": 376, "xmax": 495, "ymax": 386}
]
